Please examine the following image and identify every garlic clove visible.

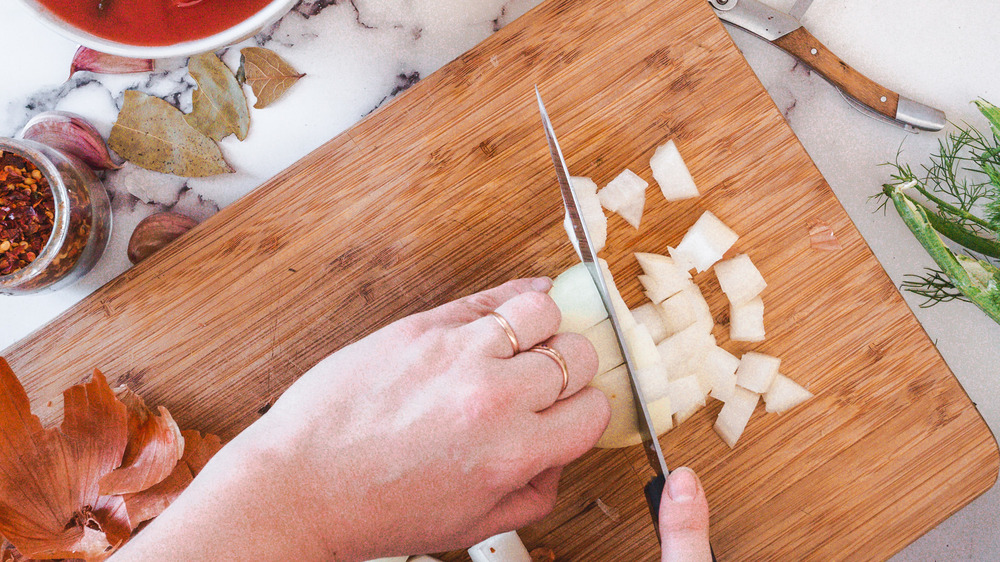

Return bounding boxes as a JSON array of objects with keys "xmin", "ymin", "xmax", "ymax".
[
  {"xmin": 128, "ymin": 212, "xmax": 198, "ymax": 265},
  {"xmin": 69, "ymin": 46, "xmax": 154, "ymax": 77},
  {"xmin": 18, "ymin": 110, "xmax": 122, "ymax": 170}
]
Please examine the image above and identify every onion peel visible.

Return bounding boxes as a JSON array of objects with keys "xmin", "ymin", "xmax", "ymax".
[
  {"xmin": 808, "ymin": 220, "xmax": 842, "ymax": 251},
  {"xmin": 0, "ymin": 359, "xmax": 129, "ymax": 560},
  {"xmin": 98, "ymin": 388, "xmax": 184, "ymax": 496},
  {"xmin": 122, "ymin": 429, "xmax": 221, "ymax": 525}
]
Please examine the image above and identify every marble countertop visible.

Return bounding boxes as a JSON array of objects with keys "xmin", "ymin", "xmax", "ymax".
[{"xmin": 2, "ymin": 0, "xmax": 998, "ymax": 558}]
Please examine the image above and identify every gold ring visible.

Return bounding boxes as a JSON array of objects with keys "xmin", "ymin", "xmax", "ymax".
[
  {"xmin": 529, "ymin": 344, "xmax": 570, "ymax": 399},
  {"xmin": 489, "ymin": 311, "xmax": 520, "ymax": 355}
]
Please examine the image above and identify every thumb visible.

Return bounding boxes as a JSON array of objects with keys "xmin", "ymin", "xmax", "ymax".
[{"xmin": 660, "ymin": 467, "xmax": 712, "ymax": 562}]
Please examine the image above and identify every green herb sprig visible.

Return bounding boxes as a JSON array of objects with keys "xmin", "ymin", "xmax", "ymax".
[{"xmin": 875, "ymin": 100, "xmax": 1000, "ymax": 325}]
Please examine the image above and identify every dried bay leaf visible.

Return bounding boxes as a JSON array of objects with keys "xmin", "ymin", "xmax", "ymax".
[
  {"xmin": 109, "ymin": 90, "xmax": 233, "ymax": 177},
  {"xmin": 185, "ymin": 52, "xmax": 249, "ymax": 142},
  {"xmin": 239, "ymin": 47, "xmax": 305, "ymax": 109}
]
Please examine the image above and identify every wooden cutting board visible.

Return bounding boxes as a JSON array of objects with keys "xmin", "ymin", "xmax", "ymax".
[{"xmin": 3, "ymin": 0, "xmax": 997, "ymax": 559}]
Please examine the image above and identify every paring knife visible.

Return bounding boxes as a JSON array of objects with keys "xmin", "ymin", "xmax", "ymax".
[
  {"xmin": 535, "ymin": 88, "xmax": 671, "ymax": 538},
  {"xmin": 708, "ymin": 0, "xmax": 946, "ymax": 131}
]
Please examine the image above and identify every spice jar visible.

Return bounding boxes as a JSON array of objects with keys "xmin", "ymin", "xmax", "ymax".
[{"xmin": 0, "ymin": 137, "xmax": 111, "ymax": 295}]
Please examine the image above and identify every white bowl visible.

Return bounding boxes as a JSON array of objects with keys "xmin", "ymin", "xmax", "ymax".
[{"xmin": 16, "ymin": 0, "xmax": 300, "ymax": 59}]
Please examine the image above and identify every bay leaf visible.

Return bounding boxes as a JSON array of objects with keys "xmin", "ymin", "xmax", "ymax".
[
  {"xmin": 109, "ymin": 90, "xmax": 233, "ymax": 177},
  {"xmin": 238, "ymin": 47, "xmax": 305, "ymax": 109},
  {"xmin": 185, "ymin": 52, "xmax": 250, "ymax": 142}
]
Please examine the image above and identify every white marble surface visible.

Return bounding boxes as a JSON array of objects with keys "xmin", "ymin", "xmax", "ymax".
[{"xmin": 2, "ymin": 0, "xmax": 999, "ymax": 558}]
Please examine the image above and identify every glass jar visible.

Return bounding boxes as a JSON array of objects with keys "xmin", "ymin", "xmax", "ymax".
[{"xmin": 0, "ymin": 137, "xmax": 111, "ymax": 295}]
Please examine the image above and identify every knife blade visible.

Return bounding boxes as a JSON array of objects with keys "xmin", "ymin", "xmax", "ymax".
[
  {"xmin": 534, "ymin": 87, "xmax": 672, "ymax": 537},
  {"xmin": 708, "ymin": 0, "xmax": 946, "ymax": 131}
]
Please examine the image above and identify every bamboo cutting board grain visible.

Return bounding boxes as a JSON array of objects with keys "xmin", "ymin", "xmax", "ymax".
[{"xmin": 3, "ymin": 0, "xmax": 997, "ymax": 559}]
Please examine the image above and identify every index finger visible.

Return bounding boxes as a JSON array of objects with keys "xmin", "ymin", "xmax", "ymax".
[{"xmin": 425, "ymin": 277, "xmax": 554, "ymax": 326}]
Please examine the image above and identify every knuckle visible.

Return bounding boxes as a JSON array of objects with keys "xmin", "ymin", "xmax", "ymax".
[
  {"xmin": 461, "ymin": 292, "xmax": 501, "ymax": 315},
  {"xmin": 561, "ymin": 333, "xmax": 598, "ymax": 379},
  {"xmin": 521, "ymin": 291, "xmax": 560, "ymax": 325}
]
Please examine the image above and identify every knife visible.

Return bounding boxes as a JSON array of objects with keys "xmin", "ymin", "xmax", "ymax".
[
  {"xmin": 708, "ymin": 0, "xmax": 946, "ymax": 131},
  {"xmin": 535, "ymin": 88, "xmax": 672, "ymax": 538}
]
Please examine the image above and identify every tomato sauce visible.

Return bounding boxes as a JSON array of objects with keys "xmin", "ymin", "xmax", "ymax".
[{"xmin": 35, "ymin": 0, "xmax": 275, "ymax": 46}]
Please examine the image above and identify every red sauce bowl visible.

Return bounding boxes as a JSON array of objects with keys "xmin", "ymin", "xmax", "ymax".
[{"xmin": 16, "ymin": 0, "xmax": 299, "ymax": 58}]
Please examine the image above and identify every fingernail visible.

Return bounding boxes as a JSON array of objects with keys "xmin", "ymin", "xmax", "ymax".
[
  {"xmin": 666, "ymin": 467, "xmax": 699, "ymax": 503},
  {"xmin": 531, "ymin": 277, "xmax": 553, "ymax": 291}
]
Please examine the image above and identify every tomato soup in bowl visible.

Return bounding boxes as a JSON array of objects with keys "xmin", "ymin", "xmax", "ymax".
[{"xmin": 17, "ymin": 0, "xmax": 300, "ymax": 58}]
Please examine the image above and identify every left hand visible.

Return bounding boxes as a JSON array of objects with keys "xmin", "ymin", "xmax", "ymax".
[{"xmin": 113, "ymin": 277, "xmax": 610, "ymax": 561}]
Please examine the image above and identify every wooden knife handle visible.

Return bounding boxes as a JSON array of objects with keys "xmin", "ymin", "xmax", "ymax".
[{"xmin": 772, "ymin": 26, "xmax": 899, "ymax": 120}]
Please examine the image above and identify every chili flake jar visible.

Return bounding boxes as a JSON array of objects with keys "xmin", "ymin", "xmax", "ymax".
[{"xmin": 0, "ymin": 137, "xmax": 111, "ymax": 295}]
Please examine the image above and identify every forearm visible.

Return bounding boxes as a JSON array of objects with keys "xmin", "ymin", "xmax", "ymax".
[{"xmin": 111, "ymin": 422, "xmax": 359, "ymax": 561}]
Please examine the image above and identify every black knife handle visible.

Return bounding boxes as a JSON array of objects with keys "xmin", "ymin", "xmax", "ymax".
[
  {"xmin": 644, "ymin": 474, "xmax": 666, "ymax": 540},
  {"xmin": 644, "ymin": 474, "xmax": 718, "ymax": 561}
]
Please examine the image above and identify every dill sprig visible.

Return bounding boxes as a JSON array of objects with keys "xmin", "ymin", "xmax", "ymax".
[{"xmin": 876, "ymin": 100, "xmax": 1000, "ymax": 324}]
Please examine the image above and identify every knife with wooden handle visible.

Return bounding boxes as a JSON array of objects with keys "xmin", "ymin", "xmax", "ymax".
[{"xmin": 708, "ymin": 0, "xmax": 946, "ymax": 131}]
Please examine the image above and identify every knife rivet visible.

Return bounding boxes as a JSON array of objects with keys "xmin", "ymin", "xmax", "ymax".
[
  {"xmin": 716, "ymin": 0, "xmax": 728, "ymax": 5},
  {"xmin": 810, "ymin": 48, "xmax": 818, "ymax": 55},
  {"xmin": 881, "ymin": 96, "xmax": 887, "ymax": 103}
]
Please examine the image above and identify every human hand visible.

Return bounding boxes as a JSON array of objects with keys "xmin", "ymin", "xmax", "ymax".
[
  {"xmin": 114, "ymin": 277, "xmax": 610, "ymax": 562},
  {"xmin": 660, "ymin": 467, "xmax": 712, "ymax": 562}
]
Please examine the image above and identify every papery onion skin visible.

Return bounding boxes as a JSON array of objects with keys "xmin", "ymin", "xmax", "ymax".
[
  {"xmin": 98, "ymin": 388, "xmax": 185, "ymax": 497},
  {"xmin": 808, "ymin": 220, "xmax": 842, "ymax": 251},
  {"xmin": 0, "ymin": 360, "xmax": 128, "ymax": 561}
]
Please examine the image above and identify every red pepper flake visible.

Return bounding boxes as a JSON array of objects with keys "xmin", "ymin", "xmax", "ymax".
[{"xmin": 0, "ymin": 151, "xmax": 55, "ymax": 276}]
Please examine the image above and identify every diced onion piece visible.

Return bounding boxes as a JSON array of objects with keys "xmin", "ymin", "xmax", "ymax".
[
  {"xmin": 632, "ymin": 302, "xmax": 668, "ymax": 343},
  {"xmin": 624, "ymin": 324, "xmax": 661, "ymax": 372},
  {"xmin": 639, "ymin": 274, "xmax": 678, "ymax": 304},
  {"xmin": 650, "ymin": 140, "xmax": 699, "ymax": 201},
  {"xmin": 672, "ymin": 211, "xmax": 739, "ymax": 273},
  {"xmin": 647, "ymin": 394, "xmax": 674, "ymax": 434},
  {"xmin": 669, "ymin": 375, "xmax": 706, "ymax": 425},
  {"xmin": 563, "ymin": 176, "xmax": 607, "ymax": 253},
  {"xmin": 667, "ymin": 246, "xmax": 695, "ymax": 273},
  {"xmin": 591, "ymin": 365, "xmax": 672, "ymax": 448},
  {"xmin": 571, "ymin": 175, "xmax": 598, "ymax": 195},
  {"xmin": 599, "ymin": 260, "xmax": 638, "ymax": 332},
  {"xmin": 636, "ymin": 363, "xmax": 670, "ymax": 402},
  {"xmin": 582, "ymin": 319, "xmax": 624, "ymax": 375},
  {"xmin": 729, "ymin": 296, "xmax": 765, "ymax": 342},
  {"xmin": 550, "ymin": 263, "xmax": 608, "ymax": 333},
  {"xmin": 714, "ymin": 253, "xmax": 767, "ymax": 305},
  {"xmin": 657, "ymin": 282, "xmax": 712, "ymax": 337},
  {"xmin": 635, "ymin": 253, "xmax": 690, "ymax": 303},
  {"xmin": 764, "ymin": 374, "xmax": 813, "ymax": 413},
  {"xmin": 657, "ymin": 323, "xmax": 715, "ymax": 380},
  {"xmin": 635, "ymin": 252, "xmax": 691, "ymax": 293},
  {"xmin": 714, "ymin": 386, "xmax": 759, "ymax": 448},
  {"xmin": 598, "ymin": 169, "xmax": 648, "ymax": 229},
  {"xmin": 700, "ymin": 346, "xmax": 740, "ymax": 402},
  {"xmin": 468, "ymin": 531, "xmax": 531, "ymax": 562},
  {"xmin": 735, "ymin": 351, "xmax": 780, "ymax": 393}
]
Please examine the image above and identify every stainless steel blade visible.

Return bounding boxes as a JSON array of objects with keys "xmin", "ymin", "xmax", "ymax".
[
  {"xmin": 788, "ymin": 0, "xmax": 815, "ymax": 21},
  {"xmin": 708, "ymin": 0, "xmax": 801, "ymax": 41},
  {"xmin": 535, "ymin": 87, "xmax": 669, "ymax": 478}
]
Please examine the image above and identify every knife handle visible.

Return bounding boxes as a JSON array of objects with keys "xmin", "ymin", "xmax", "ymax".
[
  {"xmin": 644, "ymin": 473, "xmax": 666, "ymax": 540},
  {"xmin": 645, "ymin": 474, "xmax": 718, "ymax": 561},
  {"xmin": 771, "ymin": 26, "xmax": 899, "ymax": 120}
]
